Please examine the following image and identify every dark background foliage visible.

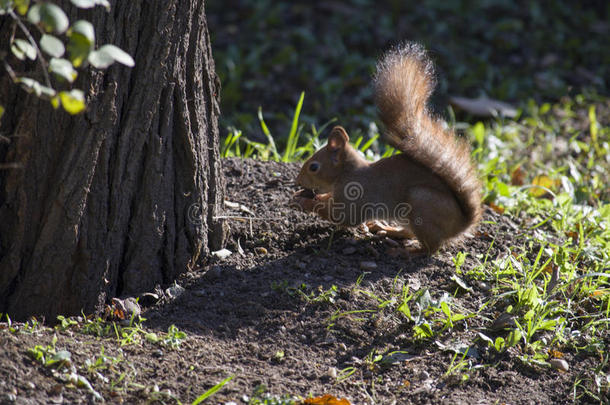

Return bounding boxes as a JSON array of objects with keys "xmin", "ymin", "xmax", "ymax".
[{"xmin": 208, "ymin": 0, "xmax": 609, "ymax": 140}]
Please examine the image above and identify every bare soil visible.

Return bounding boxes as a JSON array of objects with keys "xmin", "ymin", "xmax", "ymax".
[{"xmin": 0, "ymin": 158, "xmax": 599, "ymax": 404}]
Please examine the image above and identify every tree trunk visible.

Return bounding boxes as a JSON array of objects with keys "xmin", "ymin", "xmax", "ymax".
[{"xmin": 0, "ymin": 0, "xmax": 225, "ymax": 320}]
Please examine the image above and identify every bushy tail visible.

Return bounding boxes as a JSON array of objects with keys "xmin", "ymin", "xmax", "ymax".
[{"xmin": 373, "ymin": 42, "xmax": 482, "ymax": 226}]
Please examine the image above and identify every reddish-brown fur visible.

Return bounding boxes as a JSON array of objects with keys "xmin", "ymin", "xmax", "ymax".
[{"xmin": 294, "ymin": 43, "xmax": 482, "ymax": 254}]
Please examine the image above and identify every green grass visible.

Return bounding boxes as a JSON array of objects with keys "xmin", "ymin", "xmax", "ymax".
[
  {"xmin": 1, "ymin": 313, "xmax": 206, "ymax": 403},
  {"xmin": 221, "ymin": 92, "xmax": 397, "ymax": 162},
  {"xmin": 252, "ymin": 91, "xmax": 609, "ymax": 401}
]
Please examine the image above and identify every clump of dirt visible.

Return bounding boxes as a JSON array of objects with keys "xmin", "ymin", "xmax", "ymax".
[{"xmin": 0, "ymin": 158, "xmax": 596, "ymax": 404}]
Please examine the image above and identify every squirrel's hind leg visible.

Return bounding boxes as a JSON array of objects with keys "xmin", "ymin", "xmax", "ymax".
[
  {"xmin": 365, "ymin": 220, "xmax": 416, "ymax": 239},
  {"xmin": 407, "ymin": 187, "xmax": 465, "ymax": 254}
]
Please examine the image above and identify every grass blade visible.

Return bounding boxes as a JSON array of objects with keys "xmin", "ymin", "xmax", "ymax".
[
  {"xmin": 283, "ymin": 91, "xmax": 305, "ymax": 162},
  {"xmin": 257, "ymin": 107, "xmax": 280, "ymax": 161},
  {"xmin": 191, "ymin": 375, "xmax": 234, "ymax": 405}
]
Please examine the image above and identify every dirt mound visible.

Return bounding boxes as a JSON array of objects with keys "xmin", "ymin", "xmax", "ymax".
[{"xmin": 0, "ymin": 158, "xmax": 589, "ymax": 404}]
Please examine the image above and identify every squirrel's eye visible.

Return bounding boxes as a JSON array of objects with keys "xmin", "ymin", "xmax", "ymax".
[{"xmin": 309, "ymin": 162, "xmax": 320, "ymax": 173}]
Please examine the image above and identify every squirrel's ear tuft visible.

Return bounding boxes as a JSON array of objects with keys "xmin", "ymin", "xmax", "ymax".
[{"xmin": 328, "ymin": 126, "xmax": 349, "ymax": 150}]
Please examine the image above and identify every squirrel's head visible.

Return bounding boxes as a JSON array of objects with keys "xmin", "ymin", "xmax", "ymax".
[{"xmin": 296, "ymin": 126, "xmax": 350, "ymax": 194}]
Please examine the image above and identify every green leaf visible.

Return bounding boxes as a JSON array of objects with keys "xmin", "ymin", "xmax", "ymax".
[
  {"xmin": 58, "ymin": 90, "xmax": 85, "ymax": 114},
  {"xmin": 472, "ymin": 121, "xmax": 485, "ymax": 146},
  {"xmin": 67, "ymin": 35, "xmax": 91, "ymax": 67},
  {"xmin": 493, "ymin": 337, "xmax": 505, "ymax": 352},
  {"xmin": 40, "ymin": 34, "xmax": 65, "ymax": 58},
  {"xmin": 441, "ymin": 301, "xmax": 451, "ymax": 317},
  {"xmin": 67, "ymin": 20, "xmax": 95, "ymax": 67},
  {"xmin": 46, "ymin": 350, "xmax": 71, "ymax": 367},
  {"xmin": 0, "ymin": 105, "xmax": 5, "ymax": 121},
  {"xmin": 67, "ymin": 27, "xmax": 94, "ymax": 67},
  {"xmin": 69, "ymin": 20, "xmax": 95, "ymax": 43},
  {"xmin": 18, "ymin": 77, "xmax": 56, "ymax": 97},
  {"xmin": 70, "ymin": 0, "xmax": 110, "ymax": 10},
  {"xmin": 14, "ymin": 0, "xmax": 29, "ymax": 15},
  {"xmin": 397, "ymin": 300, "xmax": 412, "ymax": 320},
  {"xmin": 10, "ymin": 43, "xmax": 26, "ymax": 61},
  {"xmin": 28, "ymin": 3, "xmax": 69, "ymax": 34},
  {"xmin": 99, "ymin": 44, "xmax": 135, "ymax": 67},
  {"xmin": 12, "ymin": 38, "xmax": 36, "ymax": 60},
  {"xmin": 88, "ymin": 44, "xmax": 134, "ymax": 69},
  {"xmin": 145, "ymin": 332, "xmax": 159, "ymax": 343},
  {"xmin": 87, "ymin": 49, "xmax": 113, "ymax": 69},
  {"xmin": 49, "ymin": 58, "xmax": 77, "ymax": 82},
  {"xmin": 413, "ymin": 323, "xmax": 434, "ymax": 338},
  {"xmin": 588, "ymin": 105, "xmax": 598, "ymax": 144}
]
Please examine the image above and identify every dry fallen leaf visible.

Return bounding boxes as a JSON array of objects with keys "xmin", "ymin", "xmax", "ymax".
[
  {"xmin": 303, "ymin": 394, "xmax": 351, "ymax": 405},
  {"xmin": 449, "ymin": 95, "xmax": 518, "ymax": 117},
  {"xmin": 510, "ymin": 166, "xmax": 526, "ymax": 186},
  {"xmin": 487, "ymin": 202, "xmax": 505, "ymax": 214},
  {"xmin": 590, "ymin": 290, "xmax": 609, "ymax": 298},
  {"xmin": 549, "ymin": 349, "xmax": 564, "ymax": 359},
  {"xmin": 530, "ymin": 175, "xmax": 559, "ymax": 198}
]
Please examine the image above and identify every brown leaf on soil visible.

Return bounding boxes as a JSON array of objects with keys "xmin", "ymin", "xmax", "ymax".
[
  {"xmin": 510, "ymin": 166, "xmax": 526, "ymax": 186},
  {"xmin": 530, "ymin": 175, "xmax": 560, "ymax": 198},
  {"xmin": 549, "ymin": 349, "xmax": 564, "ymax": 359},
  {"xmin": 302, "ymin": 394, "xmax": 351, "ymax": 405},
  {"xmin": 486, "ymin": 202, "xmax": 505, "ymax": 214}
]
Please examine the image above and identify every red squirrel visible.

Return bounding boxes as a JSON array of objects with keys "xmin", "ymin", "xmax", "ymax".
[{"xmin": 293, "ymin": 42, "xmax": 482, "ymax": 254}]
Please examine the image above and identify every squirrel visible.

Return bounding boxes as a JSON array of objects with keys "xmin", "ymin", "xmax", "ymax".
[{"xmin": 292, "ymin": 42, "xmax": 482, "ymax": 255}]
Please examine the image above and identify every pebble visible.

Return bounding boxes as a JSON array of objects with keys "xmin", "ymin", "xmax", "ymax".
[
  {"xmin": 255, "ymin": 247, "xmax": 268, "ymax": 255},
  {"xmin": 342, "ymin": 246, "xmax": 357, "ymax": 255},
  {"xmin": 139, "ymin": 292, "xmax": 160, "ymax": 306},
  {"xmin": 328, "ymin": 367, "xmax": 338, "ymax": 379},
  {"xmin": 166, "ymin": 284, "xmax": 185, "ymax": 299},
  {"xmin": 408, "ymin": 277, "xmax": 422, "ymax": 291},
  {"xmin": 550, "ymin": 358, "xmax": 569, "ymax": 372},
  {"xmin": 360, "ymin": 261, "xmax": 377, "ymax": 270},
  {"xmin": 212, "ymin": 248, "xmax": 232, "ymax": 259}
]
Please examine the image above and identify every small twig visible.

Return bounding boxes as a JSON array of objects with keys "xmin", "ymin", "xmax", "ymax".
[
  {"xmin": 213, "ymin": 215, "xmax": 283, "ymax": 221},
  {"xmin": 2, "ymin": 60, "xmax": 19, "ymax": 82},
  {"xmin": 9, "ymin": 8, "xmax": 53, "ymax": 88}
]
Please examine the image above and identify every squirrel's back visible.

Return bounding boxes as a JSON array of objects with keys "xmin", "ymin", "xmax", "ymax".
[{"xmin": 373, "ymin": 42, "xmax": 482, "ymax": 229}]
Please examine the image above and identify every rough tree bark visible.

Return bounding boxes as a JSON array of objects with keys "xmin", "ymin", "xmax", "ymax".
[{"xmin": 0, "ymin": 0, "xmax": 225, "ymax": 320}]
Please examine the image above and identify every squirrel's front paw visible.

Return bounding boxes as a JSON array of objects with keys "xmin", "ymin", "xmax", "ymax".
[
  {"xmin": 291, "ymin": 189, "xmax": 316, "ymax": 212},
  {"xmin": 291, "ymin": 190, "xmax": 332, "ymax": 213}
]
